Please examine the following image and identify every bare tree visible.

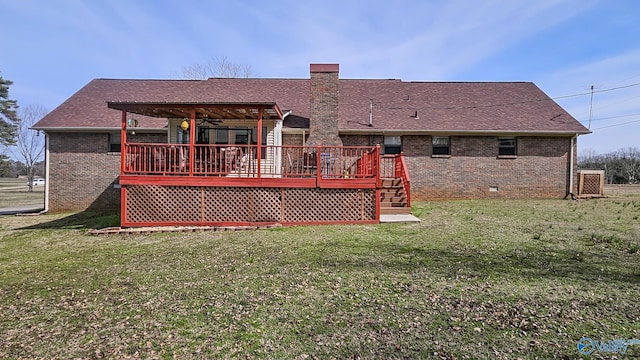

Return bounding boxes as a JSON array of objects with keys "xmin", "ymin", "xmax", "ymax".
[
  {"xmin": 12, "ymin": 104, "xmax": 47, "ymax": 191},
  {"xmin": 617, "ymin": 147, "xmax": 640, "ymax": 184},
  {"xmin": 579, "ymin": 146, "xmax": 640, "ymax": 184},
  {"xmin": 578, "ymin": 148, "xmax": 598, "ymax": 165},
  {"xmin": 178, "ymin": 56, "xmax": 254, "ymax": 79}
]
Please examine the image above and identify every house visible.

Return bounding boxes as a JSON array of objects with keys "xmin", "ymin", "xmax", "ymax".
[{"xmin": 33, "ymin": 64, "xmax": 590, "ymax": 227}]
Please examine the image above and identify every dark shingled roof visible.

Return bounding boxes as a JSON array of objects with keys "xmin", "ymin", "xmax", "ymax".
[{"xmin": 34, "ymin": 77, "xmax": 589, "ymax": 135}]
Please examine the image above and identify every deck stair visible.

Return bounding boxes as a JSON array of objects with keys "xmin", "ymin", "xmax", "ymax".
[{"xmin": 380, "ymin": 177, "xmax": 411, "ymax": 215}]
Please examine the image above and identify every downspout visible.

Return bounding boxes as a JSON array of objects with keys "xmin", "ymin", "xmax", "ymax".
[
  {"xmin": 274, "ymin": 111, "xmax": 291, "ymax": 177},
  {"xmin": 39, "ymin": 132, "xmax": 50, "ymax": 214},
  {"xmin": 569, "ymin": 134, "xmax": 576, "ymax": 197}
]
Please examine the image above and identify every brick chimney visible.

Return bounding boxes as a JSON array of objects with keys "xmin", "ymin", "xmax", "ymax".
[{"xmin": 306, "ymin": 64, "xmax": 343, "ymax": 147}]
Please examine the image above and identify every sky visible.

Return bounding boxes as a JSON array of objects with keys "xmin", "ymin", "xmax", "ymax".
[{"xmin": 1, "ymin": 0, "xmax": 639, "ymax": 155}]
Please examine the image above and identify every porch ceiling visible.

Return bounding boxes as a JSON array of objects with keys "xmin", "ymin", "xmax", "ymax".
[{"xmin": 107, "ymin": 102, "xmax": 283, "ymax": 120}]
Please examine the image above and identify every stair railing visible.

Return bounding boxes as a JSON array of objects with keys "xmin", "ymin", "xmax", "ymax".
[{"xmin": 394, "ymin": 152, "xmax": 411, "ymax": 208}]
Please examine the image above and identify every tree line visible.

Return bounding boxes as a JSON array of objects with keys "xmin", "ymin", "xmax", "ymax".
[
  {"xmin": 1, "ymin": 71, "xmax": 46, "ymax": 191},
  {"xmin": 578, "ymin": 147, "xmax": 640, "ymax": 184},
  {"xmin": 0, "ymin": 158, "xmax": 44, "ymax": 178}
]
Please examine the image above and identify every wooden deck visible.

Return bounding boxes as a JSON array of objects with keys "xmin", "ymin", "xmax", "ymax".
[
  {"xmin": 119, "ymin": 144, "xmax": 412, "ymax": 227},
  {"xmin": 121, "ymin": 144, "xmax": 380, "ymax": 188}
]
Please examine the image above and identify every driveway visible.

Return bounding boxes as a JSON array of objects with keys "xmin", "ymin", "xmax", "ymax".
[{"xmin": 0, "ymin": 204, "xmax": 44, "ymax": 216}]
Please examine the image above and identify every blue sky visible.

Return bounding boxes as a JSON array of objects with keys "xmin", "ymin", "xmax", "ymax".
[{"xmin": 1, "ymin": 0, "xmax": 639, "ymax": 155}]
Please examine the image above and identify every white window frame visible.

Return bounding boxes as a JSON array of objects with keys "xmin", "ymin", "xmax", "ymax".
[
  {"xmin": 432, "ymin": 136, "xmax": 450, "ymax": 156},
  {"xmin": 384, "ymin": 136, "xmax": 402, "ymax": 154},
  {"xmin": 498, "ymin": 137, "xmax": 517, "ymax": 156}
]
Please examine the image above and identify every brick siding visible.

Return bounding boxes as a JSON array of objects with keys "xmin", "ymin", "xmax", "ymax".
[
  {"xmin": 47, "ymin": 132, "xmax": 166, "ymax": 212},
  {"xmin": 344, "ymin": 134, "xmax": 575, "ymax": 199},
  {"xmin": 282, "ymin": 133, "xmax": 304, "ymax": 146},
  {"xmin": 340, "ymin": 135, "xmax": 383, "ymax": 147},
  {"xmin": 403, "ymin": 135, "xmax": 573, "ymax": 199}
]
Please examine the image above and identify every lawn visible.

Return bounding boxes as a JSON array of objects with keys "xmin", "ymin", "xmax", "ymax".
[
  {"xmin": 0, "ymin": 178, "xmax": 45, "ymax": 209},
  {"xmin": 1, "ymin": 191, "xmax": 639, "ymax": 359}
]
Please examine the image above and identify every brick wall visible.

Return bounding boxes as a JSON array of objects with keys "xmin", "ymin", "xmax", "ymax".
[
  {"xmin": 128, "ymin": 133, "xmax": 167, "ymax": 143},
  {"xmin": 47, "ymin": 132, "xmax": 166, "ymax": 212},
  {"xmin": 306, "ymin": 64, "xmax": 343, "ymax": 147},
  {"xmin": 401, "ymin": 135, "xmax": 573, "ymax": 200},
  {"xmin": 282, "ymin": 133, "xmax": 304, "ymax": 146},
  {"xmin": 340, "ymin": 135, "xmax": 383, "ymax": 147},
  {"xmin": 343, "ymin": 134, "xmax": 574, "ymax": 199}
]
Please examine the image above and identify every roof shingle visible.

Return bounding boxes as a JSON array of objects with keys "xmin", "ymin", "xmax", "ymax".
[{"xmin": 34, "ymin": 77, "xmax": 589, "ymax": 134}]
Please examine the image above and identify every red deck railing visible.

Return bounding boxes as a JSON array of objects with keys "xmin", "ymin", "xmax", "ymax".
[
  {"xmin": 123, "ymin": 143, "xmax": 380, "ymax": 181},
  {"xmin": 394, "ymin": 153, "xmax": 411, "ymax": 207},
  {"xmin": 124, "ymin": 143, "xmax": 190, "ymax": 175},
  {"xmin": 380, "ymin": 153, "xmax": 411, "ymax": 207}
]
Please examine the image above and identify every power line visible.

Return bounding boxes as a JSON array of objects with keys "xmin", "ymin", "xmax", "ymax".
[
  {"xmin": 594, "ymin": 81, "xmax": 640, "ymax": 94},
  {"xmin": 588, "ymin": 85, "xmax": 594, "ymax": 129},
  {"xmin": 589, "ymin": 113, "xmax": 640, "ymax": 122},
  {"xmin": 591, "ymin": 118, "xmax": 640, "ymax": 130},
  {"xmin": 341, "ymin": 81, "xmax": 640, "ymax": 113},
  {"xmin": 553, "ymin": 81, "xmax": 640, "ymax": 100}
]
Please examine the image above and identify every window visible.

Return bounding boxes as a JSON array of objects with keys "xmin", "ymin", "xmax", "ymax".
[
  {"xmin": 175, "ymin": 126, "xmax": 267, "ymax": 147},
  {"xmin": 250, "ymin": 126, "xmax": 268, "ymax": 146},
  {"xmin": 197, "ymin": 126, "xmax": 211, "ymax": 144},
  {"xmin": 214, "ymin": 126, "xmax": 229, "ymax": 144},
  {"xmin": 498, "ymin": 137, "xmax": 517, "ymax": 156},
  {"xmin": 108, "ymin": 133, "xmax": 121, "ymax": 152},
  {"xmin": 384, "ymin": 136, "xmax": 402, "ymax": 154},
  {"xmin": 432, "ymin": 136, "xmax": 450, "ymax": 156},
  {"xmin": 251, "ymin": 126, "xmax": 268, "ymax": 158},
  {"xmin": 234, "ymin": 127, "xmax": 249, "ymax": 145},
  {"xmin": 177, "ymin": 126, "xmax": 189, "ymax": 144}
]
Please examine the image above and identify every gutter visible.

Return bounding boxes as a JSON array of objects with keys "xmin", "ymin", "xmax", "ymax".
[
  {"xmin": 40, "ymin": 133, "xmax": 50, "ymax": 214},
  {"xmin": 338, "ymin": 129, "xmax": 592, "ymax": 136},
  {"xmin": 32, "ymin": 127, "xmax": 168, "ymax": 133},
  {"xmin": 569, "ymin": 134, "xmax": 576, "ymax": 197},
  {"xmin": 274, "ymin": 111, "xmax": 291, "ymax": 176}
]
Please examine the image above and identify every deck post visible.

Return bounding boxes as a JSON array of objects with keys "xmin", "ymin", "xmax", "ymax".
[
  {"xmin": 120, "ymin": 110, "xmax": 127, "ymax": 175},
  {"xmin": 375, "ymin": 145, "xmax": 381, "ymax": 188},
  {"xmin": 189, "ymin": 109, "xmax": 195, "ymax": 176},
  {"xmin": 317, "ymin": 145, "xmax": 322, "ymax": 184},
  {"xmin": 257, "ymin": 108, "xmax": 262, "ymax": 178}
]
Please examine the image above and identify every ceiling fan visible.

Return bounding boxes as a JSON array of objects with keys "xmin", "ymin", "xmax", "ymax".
[{"xmin": 196, "ymin": 117, "xmax": 222, "ymax": 126}]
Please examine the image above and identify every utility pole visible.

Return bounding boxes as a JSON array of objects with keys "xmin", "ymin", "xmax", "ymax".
[{"xmin": 588, "ymin": 85, "xmax": 594, "ymax": 129}]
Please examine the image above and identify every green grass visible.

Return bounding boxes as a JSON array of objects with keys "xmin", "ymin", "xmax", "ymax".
[{"xmin": 1, "ymin": 195, "xmax": 639, "ymax": 359}]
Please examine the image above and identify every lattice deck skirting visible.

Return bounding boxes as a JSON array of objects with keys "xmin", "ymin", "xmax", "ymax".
[
  {"xmin": 577, "ymin": 170, "xmax": 605, "ymax": 197},
  {"xmin": 123, "ymin": 185, "xmax": 376, "ymax": 226},
  {"xmin": 582, "ymin": 174, "xmax": 602, "ymax": 194}
]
